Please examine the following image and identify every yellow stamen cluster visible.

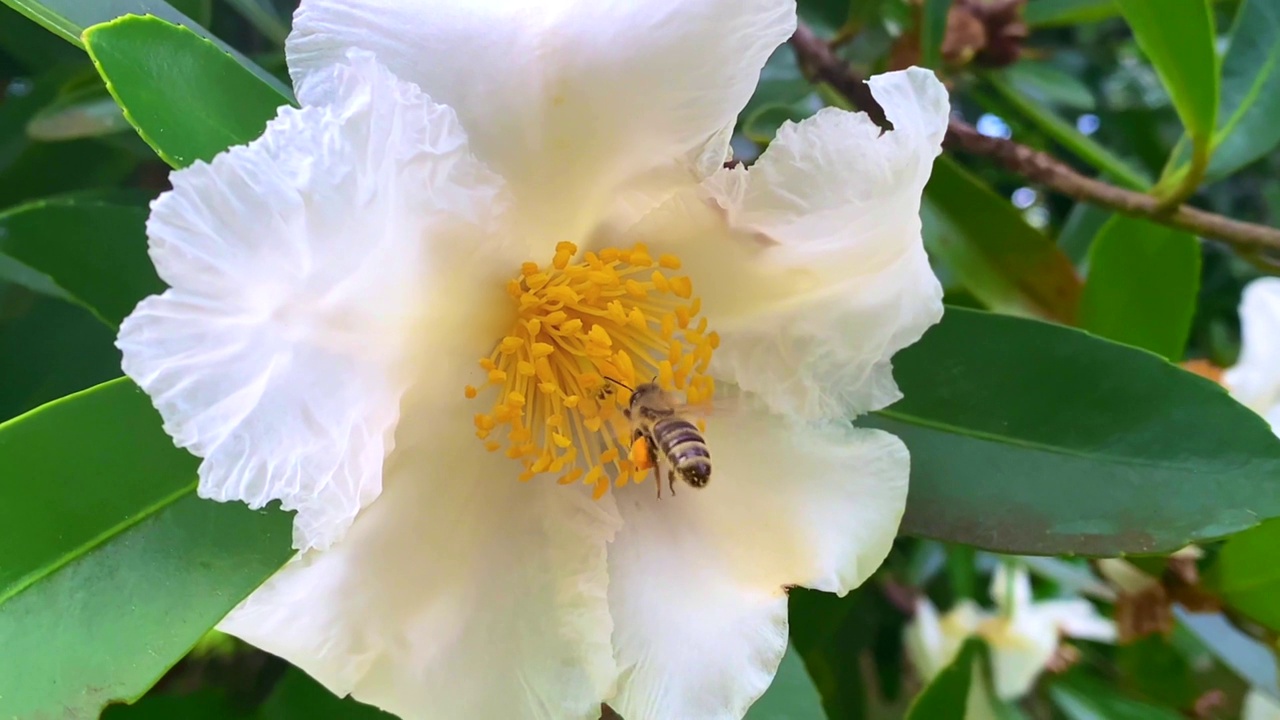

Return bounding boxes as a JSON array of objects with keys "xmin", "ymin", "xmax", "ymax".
[{"xmin": 468, "ymin": 242, "xmax": 718, "ymax": 499}]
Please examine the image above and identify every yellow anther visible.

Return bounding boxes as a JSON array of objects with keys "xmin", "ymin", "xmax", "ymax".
[
  {"xmin": 708, "ymin": 331, "xmax": 721, "ymax": 349},
  {"xmin": 651, "ymin": 271, "xmax": 671, "ymax": 293},
  {"xmin": 471, "ymin": 244, "xmax": 715, "ymax": 497}
]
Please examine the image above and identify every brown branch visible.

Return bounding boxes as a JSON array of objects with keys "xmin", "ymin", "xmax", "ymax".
[{"xmin": 788, "ymin": 23, "xmax": 1280, "ymax": 254}]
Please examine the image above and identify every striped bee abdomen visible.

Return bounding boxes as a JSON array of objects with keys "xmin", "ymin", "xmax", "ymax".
[{"xmin": 652, "ymin": 417, "xmax": 712, "ymax": 487}]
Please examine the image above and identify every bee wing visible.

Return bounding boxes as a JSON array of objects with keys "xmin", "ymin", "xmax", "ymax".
[{"xmin": 669, "ymin": 393, "xmax": 746, "ymax": 419}]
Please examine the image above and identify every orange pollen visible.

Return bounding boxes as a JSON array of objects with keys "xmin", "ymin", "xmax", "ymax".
[{"xmin": 468, "ymin": 241, "xmax": 716, "ymax": 498}]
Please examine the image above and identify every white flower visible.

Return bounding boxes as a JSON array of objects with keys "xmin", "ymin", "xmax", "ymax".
[
  {"xmin": 905, "ymin": 565, "xmax": 1116, "ymax": 702},
  {"xmin": 1225, "ymin": 278, "xmax": 1280, "ymax": 432},
  {"xmin": 1245, "ymin": 690, "xmax": 1280, "ymax": 720},
  {"xmin": 116, "ymin": 1, "xmax": 949, "ymax": 718}
]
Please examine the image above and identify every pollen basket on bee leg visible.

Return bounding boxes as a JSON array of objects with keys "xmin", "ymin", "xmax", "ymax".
[{"xmin": 466, "ymin": 241, "xmax": 718, "ymax": 499}]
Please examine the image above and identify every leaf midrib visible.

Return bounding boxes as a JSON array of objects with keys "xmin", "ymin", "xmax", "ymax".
[{"xmin": 0, "ymin": 481, "xmax": 196, "ymax": 605}]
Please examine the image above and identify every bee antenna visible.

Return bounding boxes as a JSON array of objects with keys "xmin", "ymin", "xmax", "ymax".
[{"xmin": 603, "ymin": 376, "xmax": 634, "ymax": 392}]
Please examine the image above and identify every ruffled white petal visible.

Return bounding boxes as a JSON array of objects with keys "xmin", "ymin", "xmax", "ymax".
[
  {"xmin": 118, "ymin": 51, "xmax": 508, "ymax": 550},
  {"xmin": 220, "ymin": 406, "xmax": 620, "ymax": 720},
  {"xmin": 287, "ymin": 0, "xmax": 795, "ymax": 248},
  {"xmin": 1226, "ymin": 277, "xmax": 1280, "ymax": 430},
  {"xmin": 605, "ymin": 410, "xmax": 909, "ymax": 719},
  {"xmin": 626, "ymin": 68, "xmax": 948, "ymax": 421}
]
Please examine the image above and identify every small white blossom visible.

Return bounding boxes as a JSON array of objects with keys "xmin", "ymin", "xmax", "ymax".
[
  {"xmin": 905, "ymin": 565, "xmax": 1116, "ymax": 701},
  {"xmin": 1226, "ymin": 278, "xmax": 1280, "ymax": 432},
  {"xmin": 117, "ymin": 1, "xmax": 950, "ymax": 717}
]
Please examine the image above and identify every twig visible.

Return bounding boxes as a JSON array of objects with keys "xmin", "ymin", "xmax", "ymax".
[{"xmin": 788, "ymin": 23, "xmax": 1280, "ymax": 253}]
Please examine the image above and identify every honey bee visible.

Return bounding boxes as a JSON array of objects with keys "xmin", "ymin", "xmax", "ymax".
[{"xmin": 615, "ymin": 379, "xmax": 712, "ymax": 499}]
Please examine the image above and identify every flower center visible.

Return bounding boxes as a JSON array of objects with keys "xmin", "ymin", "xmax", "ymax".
[{"xmin": 467, "ymin": 241, "xmax": 717, "ymax": 498}]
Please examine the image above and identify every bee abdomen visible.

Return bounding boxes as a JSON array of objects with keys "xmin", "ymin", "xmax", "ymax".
[{"xmin": 654, "ymin": 418, "xmax": 712, "ymax": 487}]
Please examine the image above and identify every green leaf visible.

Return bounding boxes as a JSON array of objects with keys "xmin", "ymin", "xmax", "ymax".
[
  {"xmin": 1002, "ymin": 61, "xmax": 1097, "ymax": 111},
  {"xmin": 1058, "ymin": 204, "xmax": 1113, "ymax": 265},
  {"xmin": 983, "ymin": 71, "xmax": 1150, "ymax": 190},
  {"xmin": 0, "ymin": 0, "xmax": 289, "ymax": 95},
  {"xmin": 26, "ymin": 80, "xmax": 131, "ymax": 140},
  {"xmin": 0, "ymin": 293, "xmax": 120, "ymax": 421},
  {"xmin": 867, "ymin": 307, "xmax": 1280, "ymax": 556},
  {"xmin": 1049, "ymin": 673, "xmax": 1186, "ymax": 720},
  {"xmin": 1114, "ymin": 0, "xmax": 1218, "ymax": 199},
  {"xmin": 1079, "ymin": 217, "xmax": 1201, "ymax": 360},
  {"xmin": 1024, "ymin": 0, "xmax": 1119, "ymax": 28},
  {"xmin": 1163, "ymin": 0, "xmax": 1280, "ymax": 186},
  {"xmin": 258, "ymin": 668, "xmax": 396, "ymax": 720},
  {"xmin": 745, "ymin": 645, "xmax": 828, "ymax": 720},
  {"xmin": 923, "ymin": 157, "xmax": 1082, "ymax": 324},
  {"xmin": 1175, "ymin": 608, "xmax": 1280, "ymax": 698},
  {"xmin": 1206, "ymin": 519, "xmax": 1280, "ymax": 633},
  {"xmin": 0, "ymin": 198, "xmax": 162, "ymax": 327},
  {"xmin": 85, "ymin": 14, "xmax": 290, "ymax": 168},
  {"xmin": 102, "ymin": 690, "xmax": 248, "ymax": 720},
  {"xmin": 0, "ymin": 379, "xmax": 294, "ymax": 718},
  {"xmin": 223, "ymin": 0, "xmax": 289, "ymax": 45},
  {"xmin": 921, "ymin": 0, "xmax": 952, "ymax": 69},
  {"xmin": 904, "ymin": 638, "xmax": 983, "ymax": 720}
]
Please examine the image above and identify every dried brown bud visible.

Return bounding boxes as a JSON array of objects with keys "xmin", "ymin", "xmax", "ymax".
[{"xmin": 941, "ymin": 0, "xmax": 1029, "ymax": 69}]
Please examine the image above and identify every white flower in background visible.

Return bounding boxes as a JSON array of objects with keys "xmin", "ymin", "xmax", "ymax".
[
  {"xmin": 1244, "ymin": 690, "xmax": 1280, "ymax": 720},
  {"xmin": 116, "ymin": 1, "xmax": 949, "ymax": 717},
  {"xmin": 1225, "ymin": 278, "xmax": 1280, "ymax": 431},
  {"xmin": 905, "ymin": 565, "xmax": 1116, "ymax": 702}
]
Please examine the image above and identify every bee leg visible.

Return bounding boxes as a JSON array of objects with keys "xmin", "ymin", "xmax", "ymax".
[{"xmin": 667, "ymin": 469, "xmax": 678, "ymax": 497}]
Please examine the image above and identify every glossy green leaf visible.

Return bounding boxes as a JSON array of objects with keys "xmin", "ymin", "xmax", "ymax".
[
  {"xmin": 867, "ymin": 307, "xmax": 1280, "ymax": 556},
  {"xmin": 1024, "ymin": 0, "xmax": 1118, "ymax": 27},
  {"xmin": 1163, "ymin": 0, "xmax": 1280, "ymax": 186},
  {"xmin": 1115, "ymin": 0, "xmax": 1218, "ymax": 197},
  {"xmin": 923, "ymin": 157, "xmax": 1082, "ymax": 324},
  {"xmin": 904, "ymin": 638, "xmax": 983, "ymax": 720},
  {"xmin": 1206, "ymin": 519, "xmax": 1280, "ymax": 633},
  {"xmin": 921, "ymin": 0, "xmax": 952, "ymax": 69},
  {"xmin": 0, "ymin": 379, "xmax": 295, "ymax": 718},
  {"xmin": 0, "ymin": 293, "xmax": 120, "ymax": 421},
  {"xmin": 0, "ymin": 198, "xmax": 162, "ymax": 327},
  {"xmin": 85, "ymin": 14, "xmax": 290, "ymax": 168},
  {"xmin": 1050, "ymin": 674, "xmax": 1186, "ymax": 720},
  {"xmin": 0, "ymin": 0, "xmax": 288, "ymax": 94},
  {"xmin": 984, "ymin": 71, "xmax": 1149, "ymax": 190},
  {"xmin": 1080, "ymin": 217, "xmax": 1201, "ymax": 360},
  {"xmin": 258, "ymin": 668, "xmax": 396, "ymax": 720}
]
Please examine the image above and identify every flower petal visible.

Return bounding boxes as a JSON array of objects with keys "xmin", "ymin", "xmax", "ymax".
[
  {"xmin": 220, "ymin": 405, "xmax": 620, "ymax": 720},
  {"xmin": 604, "ymin": 410, "xmax": 909, "ymax": 719},
  {"xmin": 118, "ymin": 51, "xmax": 508, "ymax": 550},
  {"xmin": 287, "ymin": 0, "xmax": 795, "ymax": 247},
  {"xmin": 626, "ymin": 68, "xmax": 948, "ymax": 421},
  {"xmin": 1030, "ymin": 599, "xmax": 1116, "ymax": 643},
  {"xmin": 1226, "ymin": 277, "xmax": 1280, "ymax": 430}
]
